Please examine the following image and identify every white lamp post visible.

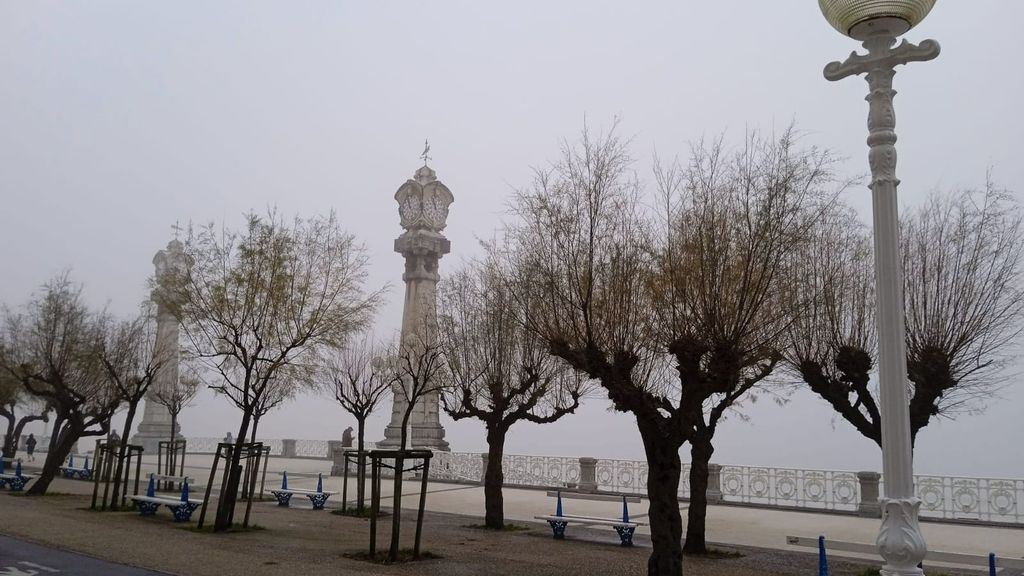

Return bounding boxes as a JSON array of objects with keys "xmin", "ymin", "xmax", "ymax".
[{"xmin": 818, "ymin": 2, "xmax": 940, "ymax": 575}]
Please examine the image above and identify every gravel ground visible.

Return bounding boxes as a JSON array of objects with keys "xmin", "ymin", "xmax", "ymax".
[{"xmin": 0, "ymin": 488, "xmax": 981, "ymax": 576}]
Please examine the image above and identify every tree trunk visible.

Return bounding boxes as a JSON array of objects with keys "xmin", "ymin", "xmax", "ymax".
[
  {"xmin": 639, "ymin": 421, "xmax": 684, "ymax": 576},
  {"xmin": 27, "ymin": 421, "xmax": 80, "ymax": 495},
  {"xmin": 110, "ymin": 401, "xmax": 140, "ymax": 508},
  {"xmin": 215, "ymin": 409, "xmax": 251, "ymax": 532},
  {"xmin": 169, "ymin": 410, "xmax": 178, "ymax": 445},
  {"xmin": 1, "ymin": 408, "xmax": 15, "ymax": 459},
  {"xmin": 683, "ymin": 430, "xmax": 714, "ymax": 555},
  {"xmin": 483, "ymin": 424, "xmax": 508, "ymax": 529},
  {"xmin": 356, "ymin": 417, "xmax": 366, "ymax": 514}
]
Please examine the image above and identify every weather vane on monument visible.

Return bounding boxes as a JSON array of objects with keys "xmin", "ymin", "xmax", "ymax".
[{"xmin": 420, "ymin": 139, "xmax": 431, "ymax": 167}]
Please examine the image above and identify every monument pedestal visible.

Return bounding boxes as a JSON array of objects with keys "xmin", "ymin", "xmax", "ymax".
[{"xmin": 131, "ymin": 399, "xmax": 179, "ymax": 454}]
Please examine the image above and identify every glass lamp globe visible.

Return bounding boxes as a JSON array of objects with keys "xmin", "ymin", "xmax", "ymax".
[{"xmin": 819, "ymin": 0, "xmax": 936, "ymax": 40}]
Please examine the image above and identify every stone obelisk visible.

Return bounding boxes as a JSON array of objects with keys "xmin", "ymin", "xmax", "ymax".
[
  {"xmin": 132, "ymin": 238, "xmax": 187, "ymax": 453},
  {"xmin": 379, "ymin": 160, "xmax": 452, "ymax": 451}
]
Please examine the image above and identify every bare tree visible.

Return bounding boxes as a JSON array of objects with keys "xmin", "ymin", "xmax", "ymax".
[
  {"xmin": 97, "ymin": 309, "xmax": 168, "ymax": 507},
  {"xmin": 163, "ymin": 211, "xmax": 385, "ymax": 530},
  {"xmin": 151, "ymin": 368, "xmax": 201, "ymax": 447},
  {"xmin": 511, "ymin": 125, "xmax": 683, "ymax": 575},
  {"xmin": 652, "ymin": 130, "xmax": 842, "ymax": 554},
  {"xmin": 902, "ymin": 179, "xmax": 1024, "ymax": 440},
  {"xmin": 315, "ymin": 332, "xmax": 390, "ymax": 513},
  {"xmin": 783, "ymin": 207, "xmax": 881, "ymax": 442},
  {"xmin": 787, "ymin": 180, "xmax": 1024, "ymax": 448},
  {"xmin": 438, "ymin": 255, "xmax": 585, "ymax": 529},
  {"xmin": 0, "ymin": 370, "xmax": 50, "ymax": 460},
  {"xmin": 386, "ymin": 333, "xmax": 449, "ymax": 452},
  {"xmin": 0, "ymin": 275, "xmax": 120, "ymax": 495}
]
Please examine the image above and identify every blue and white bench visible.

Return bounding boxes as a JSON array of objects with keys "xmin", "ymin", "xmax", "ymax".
[
  {"xmin": 270, "ymin": 472, "xmax": 335, "ymax": 510},
  {"xmin": 535, "ymin": 491, "xmax": 645, "ymax": 547},
  {"xmin": 130, "ymin": 475, "xmax": 202, "ymax": 522},
  {"xmin": 58, "ymin": 454, "xmax": 93, "ymax": 480},
  {"xmin": 0, "ymin": 458, "xmax": 34, "ymax": 492}
]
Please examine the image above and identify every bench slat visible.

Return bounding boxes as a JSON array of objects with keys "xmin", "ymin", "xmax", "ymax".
[{"xmin": 535, "ymin": 515, "xmax": 640, "ymax": 528}]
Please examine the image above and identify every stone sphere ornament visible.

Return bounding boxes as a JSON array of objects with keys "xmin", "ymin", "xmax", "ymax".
[{"xmin": 819, "ymin": 0, "xmax": 936, "ymax": 39}]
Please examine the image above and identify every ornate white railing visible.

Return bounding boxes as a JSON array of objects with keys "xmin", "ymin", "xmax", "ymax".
[
  {"xmin": 186, "ymin": 437, "xmax": 283, "ymax": 456},
  {"xmin": 904, "ymin": 475, "xmax": 1023, "ymax": 525},
  {"xmin": 172, "ymin": 438, "xmax": 1024, "ymax": 526},
  {"xmin": 717, "ymin": 466, "xmax": 860, "ymax": 512},
  {"xmin": 294, "ymin": 439, "xmax": 329, "ymax": 459}
]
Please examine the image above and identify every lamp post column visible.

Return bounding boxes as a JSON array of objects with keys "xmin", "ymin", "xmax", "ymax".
[{"xmin": 824, "ymin": 25, "xmax": 939, "ymax": 576}]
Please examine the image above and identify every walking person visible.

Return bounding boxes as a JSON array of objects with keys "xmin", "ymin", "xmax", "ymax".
[{"xmin": 26, "ymin": 433, "xmax": 37, "ymax": 462}]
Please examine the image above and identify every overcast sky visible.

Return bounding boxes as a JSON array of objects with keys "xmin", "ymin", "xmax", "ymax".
[{"xmin": 2, "ymin": 2, "xmax": 1022, "ymax": 478}]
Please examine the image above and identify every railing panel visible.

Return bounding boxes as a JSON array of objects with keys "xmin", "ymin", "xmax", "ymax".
[{"xmin": 295, "ymin": 439, "xmax": 329, "ymax": 459}]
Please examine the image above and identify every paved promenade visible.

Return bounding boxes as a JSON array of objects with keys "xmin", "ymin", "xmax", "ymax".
[{"xmin": 17, "ymin": 452, "xmax": 1024, "ymax": 572}]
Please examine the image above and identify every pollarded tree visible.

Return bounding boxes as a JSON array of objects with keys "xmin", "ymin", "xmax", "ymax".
[
  {"xmin": 787, "ymin": 180, "xmax": 1024, "ymax": 448},
  {"xmin": 512, "ymin": 125, "xmax": 684, "ymax": 576},
  {"xmin": 163, "ymin": 211, "xmax": 385, "ymax": 531},
  {"xmin": 652, "ymin": 130, "xmax": 843, "ymax": 554},
  {"xmin": 783, "ymin": 207, "xmax": 880, "ymax": 442},
  {"xmin": 438, "ymin": 254, "xmax": 585, "ymax": 529},
  {"xmin": 0, "ymin": 275, "xmax": 121, "ymax": 495},
  {"xmin": 315, "ymin": 332, "xmax": 391, "ymax": 514},
  {"xmin": 0, "ymin": 369, "xmax": 50, "ymax": 460},
  {"xmin": 98, "ymin": 309, "xmax": 168, "ymax": 507},
  {"xmin": 902, "ymin": 179, "xmax": 1024, "ymax": 440}
]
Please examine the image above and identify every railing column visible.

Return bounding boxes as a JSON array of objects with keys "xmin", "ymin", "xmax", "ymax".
[
  {"xmin": 857, "ymin": 471, "xmax": 882, "ymax": 518},
  {"xmin": 707, "ymin": 463, "xmax": 724, "ymax": 504},
  {"xmin": 579, "ymin": 457, "xmax": 598, "ymax": 493},
  {"xmin": 281, "ymin": 439, "xmax": 297, "ymax": 459},
  {"xmin": 480, "ymin": 453, "xmax": 488, "ymax": 484}
]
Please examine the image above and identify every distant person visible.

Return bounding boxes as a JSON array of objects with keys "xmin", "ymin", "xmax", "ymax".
[
  {"xmin": 341, "ymin": 426, "xmax": 354, "ymax": 448},
  {"xmin": 223, "ymin": 432, "xmax": 234, "ymax": 444},
  {"xmin": 26, "ymin": 434, "xmax": 37, "ymax": 462}
]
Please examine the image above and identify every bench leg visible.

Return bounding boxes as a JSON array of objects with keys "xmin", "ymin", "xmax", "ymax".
[
  {"xmin": 170, "ymin": 503, "xmax": 200, "ymax": 522},
  {"xmin": 273, "ymin": 492, "xmax": 293, "ymax": 507},
  {"xmin": 547, "ymin": 520, "xmax": 568, "ymax": 540},
  {"xmin": 614, "ymin": 526, "xmax": 636, "ymax": 547},
  {"xmin": 307, "ymin": 493, "xmax": 329, "ymax": 510},
  {"xmin": 136, "ymin": 501, "xmax": 161, "ymax": 516}
]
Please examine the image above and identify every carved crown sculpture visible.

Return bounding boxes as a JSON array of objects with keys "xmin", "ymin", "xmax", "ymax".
[
  {"xmin": 395, "ymin": 165, "xmax": 454, "ymax": 233},
  {"xmin": 819, "ymin": 0, "xmax": 935, "ymax": 39}
]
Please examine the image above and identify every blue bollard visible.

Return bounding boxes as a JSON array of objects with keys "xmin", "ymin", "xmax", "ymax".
[
  {"xmin": 622, "ymin": 495, "xmax": 630, "ymax": 523},
  {"xmin": 15, "ymin": 461, "xmax": 23, "ymax": 477},
  {"xmin": 555, "ymin": 490, "xmax": 563, "ymax": 517},
  {"xmin": 818, "ymin": 535, "xmax": 829, "ymax": 576},
  {"xmin": 84, "ymin": 456, "xmax": 90, "ymax": 471},
  {"xmin": 282, "ymin": 471, "xmax": 288, "ymax": 490},
  {"xmin": 0, "ymin": 457, "xmax": 5, "ymax": 474},
  {"xmin": 68, "ymin": 455, "xmax": 74, "ymax": 468},
  {"xmin": 180, "ymin": 480, "xmax": 190, "ymax": 502},
  {"xmin": 146, "ymin": 474, "xmax": 156, "ymax": 497},
  {"xmin": 316, "ymin": 473, "xmax": 323, "ymax": 493},
  {"xmin": 989, "ymin": 552, "xmax": 996, "ymax": 576}
]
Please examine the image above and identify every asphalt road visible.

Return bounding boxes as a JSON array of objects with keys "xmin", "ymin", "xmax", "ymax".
[{"xmin": 0, "ymin": 535, "xmax": 165, "ymax": 576}]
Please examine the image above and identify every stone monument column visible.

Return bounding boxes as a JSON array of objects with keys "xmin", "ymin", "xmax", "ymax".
[
  {"xmin": 378, "ymin": 162, "xmax": 452, "ymax": 451},
  {"xmin": 132, "ymin": 238, "xmax": 187, "ymax": 453}
]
